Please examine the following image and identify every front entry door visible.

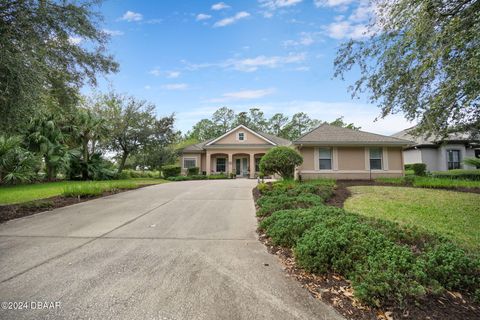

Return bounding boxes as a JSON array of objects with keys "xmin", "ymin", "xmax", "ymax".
[{"xmin": 235, "ymin": 158, "xmax": 249, "ymax": 177}]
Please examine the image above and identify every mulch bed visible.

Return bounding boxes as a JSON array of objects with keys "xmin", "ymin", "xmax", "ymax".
[
  {"xmin": 253, "ymin": 186, "xmax": 480, "ymax": 320},
  {"xmin": 0, "ymin": 186, "xmax": 149, "ymax": 224}
]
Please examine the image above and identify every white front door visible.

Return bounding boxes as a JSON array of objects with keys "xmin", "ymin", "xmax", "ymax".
[{"xmin": 235, "ymin": 158, "xmax": 249, "ymax": 176}]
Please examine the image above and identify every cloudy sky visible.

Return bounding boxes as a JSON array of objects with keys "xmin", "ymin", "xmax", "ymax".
[{"xmin": 91, "ymin": 0, "xmax": 413, "ymax": 135}]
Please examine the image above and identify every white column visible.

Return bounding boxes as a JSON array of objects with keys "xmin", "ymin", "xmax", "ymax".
[
  {"xmin": 383, "ymin": 147, "xmax": 389, "ymax": 170},
  {"xmin": 228, "ymin": 153, "xmax": 233, "ymax": 174},
  {"xmin": 206, "ymin": 152, "xmax": 211, "ymax": 175},
  {"xmin": 249, "ymin": 153, "xmax": 255, "ymax": 178},
  {"xmin": 333, "ymin": 147, "xmax": 339, "ymax": 171}
]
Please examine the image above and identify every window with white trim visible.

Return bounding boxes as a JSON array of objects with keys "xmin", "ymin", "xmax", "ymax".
[
  {"xmin": 369, "ymin": 147, "xmax": 383, "ymax": 170},
  {"xmin": 216, "ymin": 158, "xmax": 226, "ymax": 172},
  {"xmin": 447, "ymin": 150, "xmax": 461, "ymax": 170},
  {"xmin": 238, "ymin": 132, "xmax": 245, "ymax": 141},
  {"xmin": 183, "ymin": 158, "xmax": 196, "ymax": 169},
  {"xmin": 319, "ymin": 148, "xmax": 332, "ymax": 170}
]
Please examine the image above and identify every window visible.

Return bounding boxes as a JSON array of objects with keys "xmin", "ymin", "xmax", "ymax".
[
  {"xmin": 255, "ymin": 157, "xmax": 261, "ymax": 172},
  {"xmin": 183, "ymin": 158, "xmax": 196, "ymax": 169},
  {"xmin": 369, "ymin": 148, "xmax": 383, "ymax": 170},
  {"xmin": 238, "ymin": 132, "xmax": 245, "ymax": 141},
  {"xmin": 319, "ymin": 148, "xmax": 332, "ymax": 170},
  {"xmin": 447, "ymin": 150, "xmax": 461, "ymax": 170},
  {"xmin": 216, "ymin": 158, "xmax": 226, "ymax": 172}
]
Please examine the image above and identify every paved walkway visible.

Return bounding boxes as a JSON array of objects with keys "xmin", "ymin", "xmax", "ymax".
[{"xmin": 0, "ymin": 180, "xmax": 343, "ymax": 320}]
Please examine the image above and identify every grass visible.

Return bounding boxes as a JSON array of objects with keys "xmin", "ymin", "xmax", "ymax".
[
  {"xmin": 375, "ymin": 176, "xmax": 480, "ymax": 189},
  {"xmin": 0, "ymin": 178, "xmax": 167, "ymax": 205},
  {"xmin": 344, "ymin": 186, "xmax": 480, "ymax": 251}
]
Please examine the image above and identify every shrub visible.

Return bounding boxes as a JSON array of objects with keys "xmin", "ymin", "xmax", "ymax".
[
  {"xmin": 166, "ymin": 176, "xmax": 190, "ymax": 181},
  {"xmin": 162, "ymin": 165, "xmax": 181, "ymax": 178},
  {"xmin": 257, "ymin": 182, "xmax": 269, "ymax": 194},
  {"xmin": 207, "ymin": 173, "xmax": 229, "ymax": 179},
  {"xmin": 431, "ymin": 169, "xmax": 480, "ymax": 181},
  {"xmin": 187, "ymin": 167, "xmax": 200, "ymax": 176},
  {"xmin": 0, "ymin": 135, "xmax": 39, "ymax": 184},
  {"xmin": 421, "ymin": 242, "xmax": 480, "ymax": 292},
  {"xmin": 411, "ymin": 163, "xmax": 427, "ymax": 176},
  {"xmin": 256, "ymin": 193, "xmax": 324, "ymax": 217},
  {"xmin": 259, "ymin": 146, "xmax": 303, "ymax": 179},
  {"xmin": 62, "ymin": 181, "xmax": 137, "ymax": 197},
  {"xmin": 260, "ymin": 206, "xmax": 344, "ymax": 247},
  {"xmin": 404, "ymin": 164, "xmax": 414, "ymax": 171}
]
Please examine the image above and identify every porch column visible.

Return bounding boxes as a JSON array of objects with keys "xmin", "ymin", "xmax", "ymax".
[
  {"xmin": 249, "ymin": 153, "xmax": 255, "ymax": 179},
  {"xmin": 206, "ymin": 152, "xmax": 211, "ymax": 175},
  {"xmin": 228, "ymin": 153, "xmax": 233, "ymax": 174}
]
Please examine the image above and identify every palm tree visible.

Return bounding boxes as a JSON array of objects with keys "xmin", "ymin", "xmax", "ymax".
[{"xmin": 0, "ymin": 135, "xmax": 38, "ymax": 184}]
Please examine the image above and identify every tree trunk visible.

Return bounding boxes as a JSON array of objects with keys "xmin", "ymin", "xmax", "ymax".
[
  {"xmin": 117, "ymin": 151, "xmax": 129, "ymax": 174},
  {"xmin": 82, "ymin": 138, "xmax": 90, "ymax": 180}
]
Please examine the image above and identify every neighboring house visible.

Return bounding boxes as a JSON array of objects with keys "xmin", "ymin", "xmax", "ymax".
[
  {"xmin": 392, "ymin": 127, "xmax": 480, "ymax": 171},
  {"xmin": 180, "ymin": 124, "xmax": 411, "ymax": 180},
  {"xmin": 294, "ymin": 124, "xmax": 411, "ymax": 180},
  {"xmin": 180, "ymin": 125, "xmax": 291, "ymax": 178}
]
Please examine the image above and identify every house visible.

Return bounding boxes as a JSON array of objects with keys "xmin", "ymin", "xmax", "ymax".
[
  {"xmin": 392, "ymin": 127, "xmax": 480, "ymax": 171},
  {"xmin": 180, "ymin": 124, "xmax": 412, "ymax": 179},
  {"xmin": 293, "ymin": 124, "xmax": 411, "ymax": 180},
  {"xmin": 180, "ymin": 125, "xmax": 291, "ymax": 178}
]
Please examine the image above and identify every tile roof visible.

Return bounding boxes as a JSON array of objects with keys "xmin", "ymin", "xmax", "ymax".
[{"xmin": 294, "ymin": 123, "xmax": 412, "ymax": 146}]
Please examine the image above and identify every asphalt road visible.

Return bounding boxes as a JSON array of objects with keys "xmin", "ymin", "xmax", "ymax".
[{"xmin": 0, "ymin": 179, "xmax": 343, "ymax": 320}]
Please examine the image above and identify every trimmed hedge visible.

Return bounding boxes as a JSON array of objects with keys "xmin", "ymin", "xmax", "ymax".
[
  {"xmin": 432, "ymin": 169, "xmax": 480, "ymax": 181},
  {"xmin": 162, "ymin": 165, "xmax": 181, "ymax": 178},
  {"xmin": 411, "ymin": 163, "xmax": 427, "ymax": 176},
  {"xmin": 187, "ymin": 167, "xmax": 200, "ymax": 176},
  {"xmin": 256, "ymin": 193, "xmax": 324, "ymax": 217}
]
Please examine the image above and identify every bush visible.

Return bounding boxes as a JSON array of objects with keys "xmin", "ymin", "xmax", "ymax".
[
  {"xmin": 260, "ymin": 206, "xmax": 344, "ymax": 247},
  {"xmin": 62, "ymin": 181, "xmax": 136, "ymax": 197},
  {"xmin": 431, "ymin": 169, "xmax": 480, "ymax": 181},
  {"xmin": 421, "ymin": 243, "xmax": 480, "ymax": 292},
  {"xmin": 207, "ymin": 173, "xmax": 229, "ymax": 179},
  {"xmin": 404, "ymin": 164, "xmax": 414, "ymax": 171},
  {"xmin": 256, "ymin": 193, "xmax": 324, "ymax": 217},
  {"xmin": 411, "ymin": 163, "xmax": 427, "ymax": 176},
  {"xmin": 259, "ymin": 146, "xmax": 303, "ymax": 179},
  {"xmin": 187, "ymin": 167, "xmax": 200, "ymax": 176},
  {"xmin": 162, "ymin": 165, "xmax": 181, "ymax": 178}
]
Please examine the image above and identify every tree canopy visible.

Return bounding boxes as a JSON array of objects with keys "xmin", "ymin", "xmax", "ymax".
[
  {"xmin": 334, "ymin": 0, "xmax": 480, "ymax": 137},
  {"xmin": 0, "ymin": 0, "xmax": 118, "ymax": 133}
]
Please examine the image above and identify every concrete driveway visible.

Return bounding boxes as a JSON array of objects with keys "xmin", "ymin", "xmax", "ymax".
[{"xmin": 0, "ymin": 180, "xmax": 343, "ymax": 320}]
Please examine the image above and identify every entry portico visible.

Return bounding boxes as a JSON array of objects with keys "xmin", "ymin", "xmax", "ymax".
[{"xmin": 181, "ymin": 125, "xmax": 291, "ymax": 178}]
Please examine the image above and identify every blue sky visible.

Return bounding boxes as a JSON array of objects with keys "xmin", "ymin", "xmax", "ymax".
[{"xmin": 90, "ymin": 0, "xmax": 413, "ymax": 135}]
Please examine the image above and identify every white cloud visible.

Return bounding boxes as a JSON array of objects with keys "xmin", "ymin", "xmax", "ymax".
[
  {"xmin": 213, "ymin": 11, "xmax": 250, "ymax": 27},
  {"xmin": 196, "ymin": 13, "xmax": 212, "ymax": 21},
  {"xmin": 68, "ymin": 36, "xmax": 82, "ymax": 45},
  {"xmin": 209, "ymin": 88, "xmax": 275, "ymax": 102},
  {"xmin": 183, "ymin": 53, "xmax": 306, "ymax": 72},
  {"xmin": 103, "ymin": 29, "xmax": 124, "ymax": 36},
  {"xmin": 314, "ymin": 0, "xmax": 354, "ymax": 7},
  {"xmin": 162, "ymin": 83, "xmax": 188, "ymax": 90},
  {"xmin": 149, "ymin": 68, "xmax": 162, "ymax": 76},
  {"xmin": 324, "ymin": 16, "xmax": 371, "ymax": 39},
  {"xmin": 144, "ymin": 85, "xmax": 151, "ymax": 90},
  {"xmin": 211, "ymin": 2, "xmax": 230, "ymax": 10},
  {"xmin": 259, "ymin": 0, "xmax": 303, "ymax": 10},
  {"xmin": 167, "ymin": 71, "xmax": 181, "ymax": 78},
  {"xmin": 120, "ymin": 11, "xmax": 143, "ymax": 22},
  {"xmin": 283, "ymin": 32, "xmax": 315, "ymax": 47}
]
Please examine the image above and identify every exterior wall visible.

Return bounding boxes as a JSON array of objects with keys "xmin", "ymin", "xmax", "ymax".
[
  {"xmin": 387, "ymin": 147, "xmax": 403, "ymax": 170},
  {"xmin": 464, "ymin": 147, "xmax": 477, "ymax": 170},
  {"xmin": 213, "ymin": 127, "xmax": 268, "ymax": 145},
  {"xmin": 337, "ymin": 147, "xmax": 365, "ymax": 170},
  {"xmin": 298, "ymin": 147, "xmax": 315, "ymax": 171},
  {"xmin": 420, "ymin": 148, "xmax": 439, "ymax": 171},
  {"xmin": 403, "ymin": 149, "xmax": 422, "ymax": 164},
  {"xmin": 200, "ymin": 153, "xmax": 206, "ymax": 172},
  {"xmin": 205, "ymin": 148, "xmax": 271, "ymax": 178},
  {"xmin": 297, "ymin": 145, "xmax": 404, "ymax": 180}
]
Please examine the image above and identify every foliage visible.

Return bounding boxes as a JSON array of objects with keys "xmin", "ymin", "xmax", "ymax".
[
  {"xmin": 62, "ymin": 180, "xmax": 137, "ymax": 197},
  {"xmin": 187, "ymin": 167, "xmax": 200, "ymax": 176},
  {"xmin": 432, "ymin": 169, "xmax": 480, "ymax": 180},
  {"xmin": 411, "ymin": 163, "xmax": 427, "ymax": 176},
  {"xmin": 207, "ymin": 173, "xmax": 229, "ymax": 179},
  {"xmin": 0, "ymin": 135, "xmax": 40, "ymax": 184},
  {"xmin": 328, "ymin": 116, "xmax": 361, "ymax": 130},
  {"xmin": 413, "ymin": 176, "xmax": 480, "ymax": 189},
  {"xmin": 256, "ymin": 193, "xmax": 324, "ymax": 217},
  {"xmin": 334, "ymin": 0, "xmax": 480, "ymax": 138},
  {"xmin": 0, "ymin": 179, "xmax": 167, "ymax": 205},
  {"xmin": 259, "ymin": 147, "xmax": 303, "ymax": 179},
  {"xmin": 464, "ymin": 157, "xmax": 480, "ymax": 168},
  {"xmin": 0, "ymin": 0, "xmax": 118, "ymax": 133},
  {"xmin": 162, "ymin": 165, "xmax": 181, "ymax": 178},
  {"xmin": 118, "ymin": 169, "xmax": 159, "ymax": 179},
  {"xmin": 95, "ymin": 92, "xmax": 178, "ymax": 173}
]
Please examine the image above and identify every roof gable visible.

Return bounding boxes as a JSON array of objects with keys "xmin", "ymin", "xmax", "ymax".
[
  {"xmin": 294, "ymin": 123, "xmax": 412, "ymax": 146},
  {"xmin": 205, "ymin": 125, "xmax": 276, "ymax": 146}
]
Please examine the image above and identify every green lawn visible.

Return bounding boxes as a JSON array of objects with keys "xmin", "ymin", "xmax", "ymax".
[
  {"xmin": 344, "ymin": 186, "xmax": 480, "ymax": 251},
  {"xmin": 375, "ymin": 176, "xmax": 480, "ymax": 189},
  {"xmin": 0, "ymin": 178, "xmax": 168, "ymax": 205}
]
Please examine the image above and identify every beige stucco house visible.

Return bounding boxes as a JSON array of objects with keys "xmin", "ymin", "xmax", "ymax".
[{"xmin": 180, "ymin": 124, "xmax": 412, "ymax": 180}]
